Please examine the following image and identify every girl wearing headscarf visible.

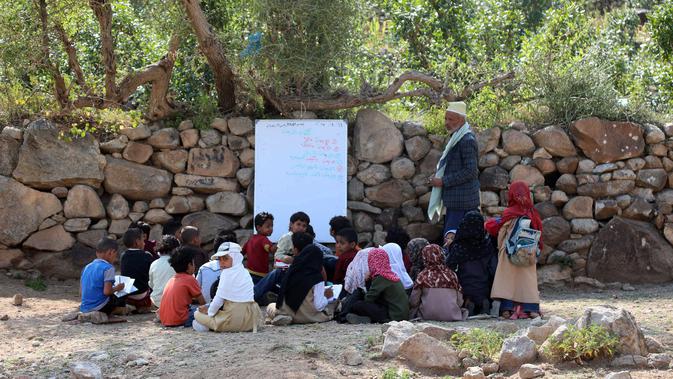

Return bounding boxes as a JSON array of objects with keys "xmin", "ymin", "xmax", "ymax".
[
  {"xmin": 381, "ymin": 243, "xmax": 414, "ymax": 292},
  {"xmin": 407, "ymin": 238, "xmax": 429, "ymax": 282},
  {"xmin": 346, "ymin": 249, "xmax": 409, "ymax": 324},
  {"xmin": 344, "ymin": 248, "xmax": 372, "ymax": 295},
  {"xmin": 446, "ymin": 211, "xmax": 498, "ymax": 316},
  {"xmin": 193, "ymin": 243, "xmax": 262, "ymax": 332},
  {"xmin": 410, "ymin": 244, "xmax": 466, "ymax": 321},
  {"xmin": 274, "ymin": 245, "xmax": 337, "ymax": 324},
  {"xmin": 486, "ymin": 181, "xmax": 543, "ymax": 319}
]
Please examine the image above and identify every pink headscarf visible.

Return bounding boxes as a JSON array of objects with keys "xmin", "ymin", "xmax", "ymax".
[{"xmin": 368, "ymin": 248, "xmax": 400, "ymax": 282}]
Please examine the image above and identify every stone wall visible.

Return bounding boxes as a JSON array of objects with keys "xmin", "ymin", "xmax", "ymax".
[{"xmin": 1, "ymin": 111, "xmax": 673, "ymax": 286}]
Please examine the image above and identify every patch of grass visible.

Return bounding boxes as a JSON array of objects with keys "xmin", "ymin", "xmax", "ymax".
[
  {"xmin": 366, "ymin": 334, "xmax": 383, "ymax": 348},
  {"xmin": 449, "ymin": 328, "xmax": 504, "ymax": 362},
  {"xmin": 25, "ymin": 277, "xmax": 47, "ymax": 291},
  {"xmin": 300, "ymin": 343, "xmax": 323, "ymax": 357},
  {"xmin": 382, "ymin": 367, "xmax": 412, "ymax": 379},
  {"xmin": 543, "ymin": 324, "xmax": 619, "ymax": 363}
]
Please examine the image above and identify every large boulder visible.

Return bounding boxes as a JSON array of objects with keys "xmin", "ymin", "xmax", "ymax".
[
  {"xmin": 122, "ymin": 142, "xmax": 153, "ymax": 164},
  {"xmin": 354, "ymin": 109, "xmax": 404, "ymax": 163},
  {"xmin": 181, "ymin": 211, "xmax": 238, "ymax": 243},
  {"xmin": 502, "ymin": 129, "xmax": 535, "ymax": 156},
  {"xmin": 0, "ymin": 249, "xmax": 24, "ymax": 269},
  {"xmin": 205, "ymin": 192, "xmax": 247, "ymax": 216},
  {"xmin": 635, "ymin": 169, "xmax": 668, "ymax": 191},
  {"xmin": 577, "ymin": 180, "xmax": 635, "ymax": 198},
  {"xmin": 405, "ymin": 136, "xmax": 432, "ymax": 161},
  {"xmin": 477, "ymin": 127, "xmax": 501, "ymax": 155},
  {"xmin": 356, "ymin": 164, "xmax": 391, "ymax": 186},
  {"xmin": 587, "ymin": 217, "xmax": 673, "ymax": 283},
  {"xmin": 542, "ymin": 216, "xmax": 570, "ymax": 247},
  {"xmin": 147, "ymin": 128, "xmax": 180, "ymax": 149},
  {"xmin": 382, "ymin": 320, "xmax": 418, "ymax": 357},
  {"xmin": 103, "ymin": 157, "xmax": 172, "ymax": 200},
  {"xmin": 365, "ymin": 179, "xmax": 415, "ymax": 208},
  {"xmin": 64, "ymin": 185, "xmax": 106, "ymax": 219},
  {"xmin": 12, "ymin": 120, "xmax": 105, "ymax": 189},
  {"xmin": 152, "ymin": 150, "xmax": 188, "ymax": 174},
  {"xmin": 498, "ymin": 335, "xmax": 537, "ymax": 372},
  {"xmin": 187, "ymin": 146, "xmax": 239, "ymax": 177},
  {"xmin": 532, "ymin": 126, "xmax": 577, "ymax": 157},
  {"xmin": 570, "ymin": 118, "xmax": 645, "ymax": 163},
  {"xmin": 575, "ymin": 305, "xmax": 647, "ymax": 356},
  {"xmin": 174, "ymin": 174, "xmax": 239, "ymax": 194},
  {"xmin": 480, "ymin": 166, "xmax": 510, "ymax": 191},
  {"xmin": 23, "ymin": 225, "xmax": 75, "ymax": 251},
  {"xmin": 0, "ymin": 135, "xmax": 20, "ymax": 176},
  {"xmin": 0, "ymin": 176, "xmax": 62, "ymax": 246},
  {"xmin": 510, "ymin": 165, "xmax": 545, "ymax": 187},
  {"xmin": 562, "ymin": 196, "xmax": 593, "ymax": 219},
  {"xmin": 397, "ymin": 332, "xmax": 460, "ymax": 370},
  {"xmin": 106, "ymin": 194, "xmax": 130, "ymax": 220}
]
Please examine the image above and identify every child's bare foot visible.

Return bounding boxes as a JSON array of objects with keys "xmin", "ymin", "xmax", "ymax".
[
  {"xmin": 528, "ymin": 312, "xmax": 541, "ymax": 319},
  {"xmin": 500, "ymin": 310, "xmax": 512, "ymax": 319}
]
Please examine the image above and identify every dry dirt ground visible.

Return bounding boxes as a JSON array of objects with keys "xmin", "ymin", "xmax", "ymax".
[{"xmin": 1, "ymin": 274, "xmax": 672, "ymax": 379}]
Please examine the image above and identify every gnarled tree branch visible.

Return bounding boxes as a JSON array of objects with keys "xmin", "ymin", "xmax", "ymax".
[
  {"xmin": 53, "ymin": 21, "xmax": 91, "ymax": 96},
  {"xmin": 36, "ymin": 0, "xmax": 69, "ymax": 109},
  {"xmin": 89, "ymin": 0, "xmax": 117, "ymax": 100}
]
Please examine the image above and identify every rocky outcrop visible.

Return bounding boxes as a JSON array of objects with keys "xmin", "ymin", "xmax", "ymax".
[
  {"xmin": 570, "ymin": 118, "xmax": 645, "ymax": 163},
  {"xmin": 103, "ymin": 157, "xmax": 172, "ymax": 200},
  {"xmin": 354, "ymin": 109, "xmax": 404, "ymax": 163},
  {"xmin": 575, "ymin": 305, "xmax": 647, "ymax": 356}
]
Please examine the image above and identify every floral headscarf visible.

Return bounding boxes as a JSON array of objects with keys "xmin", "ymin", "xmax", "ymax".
[
  {"xmin": 368, "ymin": 248, "xmax": 399, "ymax": 282},
  {"xmin": 414, "ymin": 244, "xmax": 462, "ymax": 291},
  {"xmin": 407, "ymin": 238, "xmax": 429, "ymax": 281}
]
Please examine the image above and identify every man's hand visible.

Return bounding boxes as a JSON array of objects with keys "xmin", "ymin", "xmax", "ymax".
[
  {"xmin": 113, "ymin": 283, "xmax": 125, "ymax": 292},
  {"xmin": 428, "ymin": 177, "xmax": 443, "ymax": 187},
  {"xmin": 198, "ymin": 305, "xmax": 208, "ymax": 314},
  {"xmin": 324, "ymin": 288, "xmax": 334, "ymax": 299}
]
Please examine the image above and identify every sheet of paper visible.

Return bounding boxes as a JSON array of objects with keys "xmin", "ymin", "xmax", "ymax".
[
  {"xmin": 114, "ymin": 275, "xmax": 137, "ymax": 297},
  {"xmin": 327, "ymin": 284, "xmax": 343, "ymax": 302}
]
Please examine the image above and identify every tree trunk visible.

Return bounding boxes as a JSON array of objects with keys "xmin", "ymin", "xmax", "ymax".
[
  {"xmin": 89, "ymin": 0, "xmax": 117, "ymax": 102},
  {"xmin": 36, "ymin": 0, "xmax": 69, "ymax": 109},
  {"xmin": 181, "ymin": 0, "xmax": 236, "ymax": 113},
  {"xmin": 54, "ymin": 22, "xmax": 92, "ymax": 96}
]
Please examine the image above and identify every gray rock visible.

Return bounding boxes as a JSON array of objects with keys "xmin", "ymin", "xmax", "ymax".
[
  {"xmin": 187, "ymin": 146, "xmax": 239, "ymax": 178},
  {"xmin": 1, "ymin": 126, "xmax": 23, "ymax": 140},
  {"xmin": 77, "ymin": 230, "xmax": 108, "ymax": 249},
  {"xmin": 479, "ymin": 152, "xmax": 500, "ymax": 168},
  {"xmin": 576, "ymin": 305, "xmax": 648, "ymax": 356},
  {"xmin": 480, "ymin": 166, "xmax": 510, "ymax": 191},
  {"xmin": 391, "ymin": 157, "xmax": 415, "ymax": 180},
  {"xmin": 570, "ymin": 218, "xmax": 599, "ymax": 234},
  {"xmin": 0, "ymin": 135, "xmax": 20, "ymax": 176},
  {"xmin": 236, "ymin": 168, "xmax": 254, "ymax": 188},
  {"xmin": 174, "ymin": 174, "xmax": 239, "ymax": 194},
  {"xmin": 199, "ymin": 129, "xmax": 221, "ymax": 147},
  {"xmin": 401, "ymin": 121, "xmax": 428, "ymax": 138},
  {"xmin": 365, "ymin": 180, "xmax": 415, "ymax": 208},
  {"xmin": 518, "ymin": 364, "xmax": 544, "ymax": 379},
  {"xmin": 103, "ymin": 157, "xmax": 172, "ymax": 201},
  {"xmin": 147, "ymin": 128, "xmax": 180, "ymax": 149},
  {"xmin": 646, "ymin": 353, "xmax": 671, "ymax": 369},
  {"xmin": 541, "ymin": 216, "xmax": 570, "ymax": 246},
  {"xmin": 610, "ymin": 355, "xmax": 648, "ymax": 368},
  {"xmin": 181, "ymin": 211, "xmax": 238, "ymax": 243},
  {"xmin": 382, "ymin": 320, "xmax": 418, "ymax": 357},
  {"xmin": 356, "ymin": 164, "xmax": 391, "ymax": 186},
  {"xmin": 498, "ymin": 334, "xmax": 537, "ymax": 372},
  {"xmin": 354, "ymin": 109, "xmax": 404, "ymax": 164},
  {"xmin": 397, "ymin": 332, "xmax": 460, "ymax": 370},
  {"xmin": 64, "ymin": 218, "xmax": 91, "ymax": 232},
  {"xmin": 353, "ymin": 212, "xmax": 375, "ymax": 232},
  {"xmin": 532, "ymin": 125, "xmax": 576, "ymax": 157},
  {"xmin": 152, "ymin": 150, "xmax": 188, "ymax": 174},
  {"xmin": 502, "ymin": 129, "xmax": 535, "ymax": 156},
  {"xmin": 405, "ymin": 136, "xmax": 432, "ymax": 161},
  {"xmin": 347, "ymin": 201, "xmax": 382, "ymax": 214},
  {"xmin": 69, "ymin": 361, "xmax": 103, "ymax": 379},
  {"xmin": 205, "ymin": 192, "xmax": 247, "ymax": 216},
  {"xmin": 119, "ymin": 125, "xmax": 151, "ymax": 140},
  {"xmin": 143, "ymin": 209, "xmax": 172, "ymax": 224},
  {"xmin": 23, "ymin": 225, "xmax": 75, "ymax": 251},
  {"xmin": 348, "ymin": 178, "xmax": 365, "ymax": 201},
  {"xmin": 228, "ymin": 117, "xmax": 253, "ymax": 135},
  {"xmin": 604, "ymin": 371, "xmax": 632, "ymax": 379},
  {"xmin": 636, "ymin": 169, "xmax": 668, "ymax": 191},
  {"xmin": 106, "ymin": 194, "xmax": 130, "ymax": 220}
]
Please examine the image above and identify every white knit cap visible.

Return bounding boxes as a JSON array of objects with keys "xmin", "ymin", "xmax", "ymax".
[{"xmin": 446, "ymin": 101, "xmax": 467, "ymax": 116}]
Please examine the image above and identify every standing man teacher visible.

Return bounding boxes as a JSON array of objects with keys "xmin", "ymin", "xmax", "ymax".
[{"xmin": 427, "ymin": 101, "xmax": 480, "ymax": 235}]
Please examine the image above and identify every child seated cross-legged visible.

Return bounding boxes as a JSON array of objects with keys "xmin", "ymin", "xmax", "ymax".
[
  {"xmin": 197, "ymin": 232, "xmax": 238, "ymax": 303},
  {"xmin": 332, "ymin": 228, "xmax": 358, "ymax": 285},
  {"xmin": 158, "ymin": 247, "xmax": 206, "ymax": 327},
  {"xmin": 120, "ymin": 228, "xmax": 154, "ymax": 313},
  {"xmin": 346, "ymin": 248, "xmax": 409, "ymax": 324},
  {"xmin": 192, "ymin": 245, "xmax": 262, "ymax": 333},
  {"xmin": 274, "ymin": 211, "xmax": 310, "ymax": 268},
  {"xmin": 79, "ymin": 237, "xmax": 127, "ymax": 323},
  {"xmin": 149, "ymin": 235, "xmax": 179, "ymax": 308}
]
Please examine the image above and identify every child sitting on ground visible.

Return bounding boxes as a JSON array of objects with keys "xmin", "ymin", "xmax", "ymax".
[
  {"xmin": 180, "ymin": 226, "xmax": 209, "ymax": 271},
  {"xmin": 384, "ymin": 227, "xmax": 412, "ymax": 272},
  {"xmin": 120, "ymin": 228, "xmax": 154, "ymax": 313},
  {"xmin": 332, "ymin": 228, "xmax": 358, "ymax": 285},
  {"xmin": 242, "ymin": 212, "xmax": 277, "ymax": 284},
  {"xmin": 149, "ymin": 235, "xmax": 180, "ymax": 308},
  {"xmin": 79, "ymin": 237, "xmax": 126, "ymax": 322},
  {"xmin": 158, "ymin": 247, "xmax": 206, "ymax": 327},
  {"xmin": 274, "ymin": 211, "xmax": 310, "ymax": 268},
  {"xmin": 131, "ymin": 221, "xmax": 158, "ymax": 260},
  {"xmin": 198, "ymin": 232, "xmax": 238, "ymax": 302}
]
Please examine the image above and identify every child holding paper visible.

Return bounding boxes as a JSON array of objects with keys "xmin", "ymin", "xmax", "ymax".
[
  {"xmin": 120, "ymin": 228, "xmax": 154, "ymax": 313},
  {"xmin": 79, "ymin": 238, "xmax": 126, "ymax": 320},
  {"xmin": 159, "ymin": 247, "xmax": 206, "ymax": 327}
]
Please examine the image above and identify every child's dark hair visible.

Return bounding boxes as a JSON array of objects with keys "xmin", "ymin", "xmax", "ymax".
[
  {"xmin": 290, "ymin": 211, "xmax": 310, "ymax": 224},
  {"xmin": 158, "ymin": 235, "xmax": 180, "ymax": 256},
  {"xmin": 131, "ymin": 221, "xmax": 151, "ymax": 235},
  {"xmin": 254, "ymin": 212, "xmax": 274, "ymax": 228},
  {"xmin": 329, "ymin": 216, "xmax": 352, "ymax": 233},
  {"xmin": 336, "ymin": 228, "xmax": 357, "ymax": 244},
  {"xmin": 292, "ymin": 232, "xmax": 314, "ymax": 252},
  {"xmin": 181, "ymin": 226, "xmax": 200, "ymax": 245},
  {"xmin": 169, "ymin": 246, "xmax": 195, "ymax": 273},
  {"xmin": 385, "ymin": 227, "xmax": 410, "ymax": 250},
  {"xmin": 305, "ymin": 224, "xmax": 316, "ymax": 239},
  {"xmin": 213, "ymin": 231, "xmax": 237, "ymax": 253},
  {"xmin": 163, "ymin": 219, "xmax": 182, "ymax": 236},
  {"xmin": 123, "ymin": 228, "xmax": 143, "ymax": 248},
  {"xmin": 96, "ymin": 237, "xmax": 118, "ymax": 253}
]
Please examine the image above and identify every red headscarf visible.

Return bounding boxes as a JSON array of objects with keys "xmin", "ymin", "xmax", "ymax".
[
  {"xmin": 368, "ymin": 248, "xmax": 400, "ymax": 282},
  {"xmin": 484, "ymin": 181, "xmax": 544, "ymax": 248},
  {"xmin": 414, "ymin": 244, "xmax": 462, "ymax": 291}
]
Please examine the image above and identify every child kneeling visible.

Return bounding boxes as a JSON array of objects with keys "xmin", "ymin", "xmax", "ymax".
[
  {"xmin": 193, "ymin": 243, "xmax": 262, "ymax": 332},
  {"xmin": 158, "ymin": 247, "xmax": 205, "ymax": 327},
  {"xmin": 79, "ymin": 238, "xmax": 126, "ymax": 322}
]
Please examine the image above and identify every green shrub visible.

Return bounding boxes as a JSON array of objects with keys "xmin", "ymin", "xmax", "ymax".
[
  {"xmin": 544, "ymin": 324, "xmax": 620, "ymax": 363},
  {"xmin": 25, "ymin": 277, "xmax": 47, "ymax": 292},
  {"xmin": 381, "ymin": 367, "xmax": 412, "ymax": 379},
  {"xmin": 450, "ymin": 328, "xmax": 504, "ymax": 362}
]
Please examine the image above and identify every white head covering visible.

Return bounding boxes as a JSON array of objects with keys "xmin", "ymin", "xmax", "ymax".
[
  {"xmin": 381, "ymin": 243, "xmax": 414, "ymax": 289},
  {"xmin": 213, "ymin": 250, "xmax": 254, "ymax": 302},
  {"xmin": 344, "ymin": 248, "xmax": 373, "ymax": 294},
  {"xmin": 446, "ymin": 101, "xmax": 467, "ymax": 116},
  {"xmin": 212, "ymin": 242, "xmax": 242, "ymax": 259}
]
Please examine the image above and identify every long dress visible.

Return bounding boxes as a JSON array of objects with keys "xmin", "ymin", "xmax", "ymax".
[{"xmin": 490, "ymin": 221, "xmax": 540, "ymax": 304}]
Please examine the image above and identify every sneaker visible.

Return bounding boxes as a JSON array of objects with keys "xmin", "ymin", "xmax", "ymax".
[{"xmin": 346, "ymin": 313, "xmax": 371, "ymax": 324}]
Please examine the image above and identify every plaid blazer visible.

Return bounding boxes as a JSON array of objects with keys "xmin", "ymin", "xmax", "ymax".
[{"xmin": 440, "ymin": 132, "xmax": 480, "ymax": 210}]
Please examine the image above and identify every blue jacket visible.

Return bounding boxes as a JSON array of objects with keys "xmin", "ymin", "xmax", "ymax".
[{"xmin": 440, "ymin": 132, "xmax": 480, "ymax": 210}]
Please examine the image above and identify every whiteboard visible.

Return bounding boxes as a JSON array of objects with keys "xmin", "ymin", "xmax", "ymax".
[{"xmin": 254, "ymin": 119, "xmax": 348, "ymax": 242}]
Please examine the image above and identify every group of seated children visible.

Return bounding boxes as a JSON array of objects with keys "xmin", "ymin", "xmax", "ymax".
[{"xmin": 79, "ymin": 180, "xmax": 542, "ymax": 329}]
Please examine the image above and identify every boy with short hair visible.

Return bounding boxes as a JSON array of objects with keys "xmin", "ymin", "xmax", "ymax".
[
  {"xmin": 131, "ymin": 221, "xmax": 158, "ymax": 259},
  {"xmin": 180, "ymin": 226, "xmax": 209, "ymax": 271},
  {"xmin": 274, "ymin": 211, "xmax": 310, "ymax": 267},
  {"xmin": 332, "ymin": 228, "xmax": 359, "ymax": 284},
  {"xmin": 159, "ymin": 247, "xmax": 206, "ymax": 327},
  {"xmin": 120, "ymin": 228, "xmax": 154, "ymax": 312},
  {"xmin": 79, "ymin": 238, "xmax": 126, "ymax": 320},
  {"xmin": 243, "ymin": 212, "xmax": 278, "ymax": 283},
  {"xmin": 329, "ymin": 216, "xmax": 352, "ymax": 239}
]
